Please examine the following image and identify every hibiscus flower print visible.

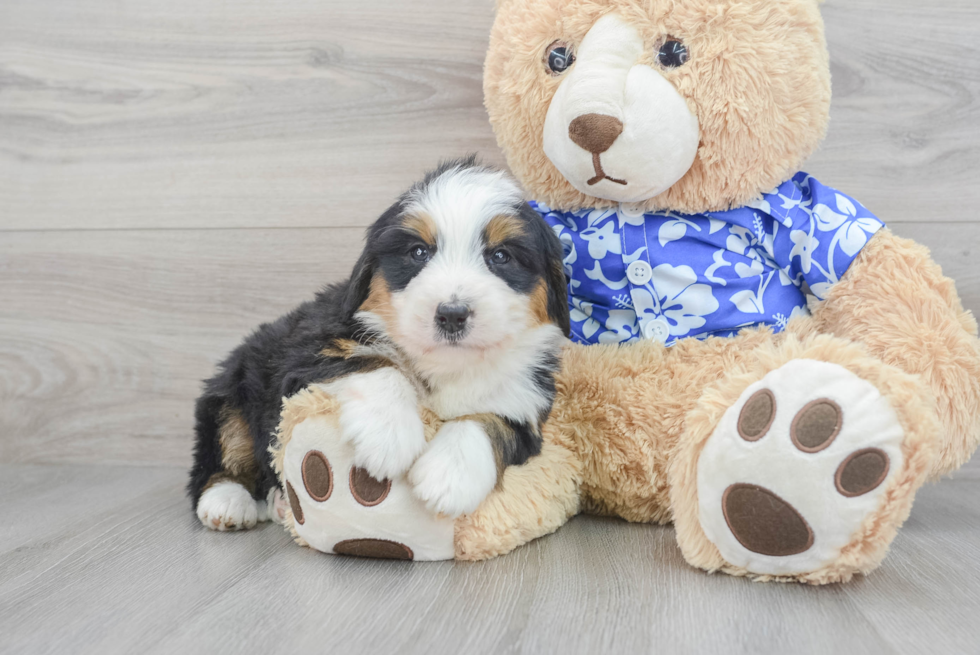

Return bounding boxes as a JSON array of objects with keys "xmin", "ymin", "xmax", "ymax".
[
  {"xmin": 581, "ymin": 219, "xmax": 622, "ymax": 260},
  {"xmin": 600, "ymin": 310, "xmax": 639, "ymax": 344},
  {"xmin": 632, "ymin": 265, "xmax": 720, "ymax": 337},
  {"xmin": 811, "ymin": 193, "xmax": 883, "ymax": 257},
  {"xmin": 570, "ymin": 297, "xmax": 602, "ymax": 340},
  {"xmin": 789, "ymin": 229, "xmax": 819, "ymax": 274}
]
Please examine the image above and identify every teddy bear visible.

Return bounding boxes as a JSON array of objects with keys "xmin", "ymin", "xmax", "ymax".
[{"xmin": 271, "ymin": 0, "xmax": 980, "ymax": 583}]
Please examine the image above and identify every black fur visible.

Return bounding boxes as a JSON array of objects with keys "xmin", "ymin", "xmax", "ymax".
[
  {"xmin": 188, "ymin": 157, "xmax": 570, "ymax": 507},
  {"xmin": 497, "ymin": 418, "xmax": 544, "ymax": 468},
  {"xmin": 187, "ymin": 280, "xmax": 391, "ymax": 504},
  {"xmin": 482, "ymin": 202, "xmax": 571, "ymax": 337}
]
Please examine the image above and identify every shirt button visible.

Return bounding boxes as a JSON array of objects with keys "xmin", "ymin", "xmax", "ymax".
[
  {"xmin": 644, "ymin": 319, "xmax": 671, "ymax": 344},
  {"xmin": 619, "ymin": 202, "xmax": 646, "ymax": 218},
  {"xmin": 627, "ymin": 260, "xmax": 653, "ymax": 286}
]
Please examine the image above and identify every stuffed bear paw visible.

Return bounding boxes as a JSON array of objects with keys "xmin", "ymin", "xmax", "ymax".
[
  {"xmin": 697, "ymin": 359, "xmax": 907, "ymax": 577},
  {"xmin": 409, "ymin": 420, "xmax": 498, "ymax": 518},
  {"xmin": 279, "ymin": 407, "xmax": 456, "ymax": 561},
  {"xmin": 322, "ymin": 367, "xmax": 427, "ymax": 480}
]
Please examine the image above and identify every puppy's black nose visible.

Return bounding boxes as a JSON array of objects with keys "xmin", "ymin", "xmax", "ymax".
[{"xmin": 435, "ymin": 303, "xmax": 471, "ymax": 335}]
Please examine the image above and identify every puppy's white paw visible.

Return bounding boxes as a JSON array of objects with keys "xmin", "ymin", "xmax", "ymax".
[
  {"xmin": 256, "ymin": 487, "xmax": 286, "ymax": 524},
  {"xmin": 328, "ymin": 368, "xmax": 426, "ymax": 480},
  {"xmin": 197, "ymin": 481, "xmax": 258, "ymax": 531},
  {"xmin": 409, "ymin": 420, "xmax": 497, "ymax": 518},
  {"xmin": 259, "ymin": 487, "xmax": 289, "ymax": 524}
]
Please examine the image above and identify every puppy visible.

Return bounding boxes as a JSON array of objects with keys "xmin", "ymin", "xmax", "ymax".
[{"xmin": 188, "ymin": 157, "xmax": 571, "ymax": 531}]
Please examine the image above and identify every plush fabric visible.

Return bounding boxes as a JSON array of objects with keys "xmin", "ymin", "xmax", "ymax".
[
  {"xmin": 534, "ymin": 173, "xmax": 883, "ymax": 345},
  {"xmin": 485, "ymin": 0, "xmax": 831, "ymax": 214},
  {"xmin": 272, "ymin": 0, "xmax": 980, "ymax": 583}
]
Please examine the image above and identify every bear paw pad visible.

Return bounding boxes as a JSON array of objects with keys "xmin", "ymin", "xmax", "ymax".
[
  {"xmin": 697, "ymin": 359, "xmax": 904, "ymax": 576},
  {"xmin": 281, "ymin": 416, "xmax": 455, "ymax": 561}
]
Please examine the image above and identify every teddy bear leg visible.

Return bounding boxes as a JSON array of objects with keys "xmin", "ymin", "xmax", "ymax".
[
  {"xmin": 669, "ymin": 334, "xmax": 939, "ymax": 583},
  {"xmin": 811, "ymin": 228, "xmax": 980, "ymax": 478},
  {"xmin": 453, "ymin": 427, "xmax": 583, "ymax": 561}
]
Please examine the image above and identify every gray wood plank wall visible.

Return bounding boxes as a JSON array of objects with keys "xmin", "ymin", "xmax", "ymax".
[{"xmin": 2, "ymin": 0, "xmax": 979, "ymax": 471}]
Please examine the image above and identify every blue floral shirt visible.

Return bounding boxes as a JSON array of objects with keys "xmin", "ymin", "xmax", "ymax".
[{"xmin": 534, "ymin": 172, "xmax": 883, "ymax": 346}]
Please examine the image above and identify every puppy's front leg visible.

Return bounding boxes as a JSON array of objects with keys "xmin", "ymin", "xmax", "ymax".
[
  {"xmin": 324, "ymin": 367, "xmax": 426, "ymax": 480},
  {"xmin": 410, "ymin": 414, "xmax": 541, "ymax": 517}
]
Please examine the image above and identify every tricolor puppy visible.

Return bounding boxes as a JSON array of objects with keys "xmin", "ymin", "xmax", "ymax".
[{"xmin": 189, "ymin": 158, "xmax": 571, "ymax": 531}]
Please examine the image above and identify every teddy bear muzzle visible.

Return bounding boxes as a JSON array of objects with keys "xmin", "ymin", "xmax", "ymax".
[{"xmin": 541, "ymin": 13, "xmax": 700, "ymax": 204}]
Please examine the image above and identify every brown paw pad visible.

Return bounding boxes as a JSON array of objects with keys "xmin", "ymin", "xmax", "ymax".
[
  {"xmin": 302, "ymin": 450, "xmax": 333, "ymax": 501},
  {"xmin": 737, "ymin": 389, "xmax": 776, "ymax": 442},
  {"xmin": 286, "ymin": 481, "xmax": 304, "ymax": 525},
  {"xmin": 836, "ymin": 448, "xmax": 890, "ymax": 498},
  {"xmin": 722, "ymin": 483, "xmax": 814, "ymax": 557},
  {"xmin": 349, "ymin": 467, "xmax": 391, "ymax": 507},
  {"xmin": 333, "ymin": 538, "xmax": 414, "ymax": 560},
  {"xmin": 791, "ymin": 398, "xmax": 842, "ymax": 453}
]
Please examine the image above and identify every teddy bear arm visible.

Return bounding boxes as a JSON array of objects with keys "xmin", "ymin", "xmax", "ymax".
[
  {"xmin": 453, "ymin": 427, "xmax": 583, "ymax": 561},
  {"xmin": 811, "ymin": 228, "xmax": 980, "ymax": 478}
]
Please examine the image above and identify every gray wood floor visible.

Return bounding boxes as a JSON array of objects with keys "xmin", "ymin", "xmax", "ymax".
[{"xmin": 2, "ymin": 0, "xmax": 980, "ymax": 652}]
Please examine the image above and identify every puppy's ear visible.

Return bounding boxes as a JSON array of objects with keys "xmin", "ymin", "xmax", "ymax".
[
  {"xmin": 522, "ymin": 203, "xmax": 571, "ymax": 336},
  {"xmin": 545, "ymin": 253, "xmax": 571, "ymax": 337},
  {"xmin": 341, "ymin": 248, "xmax": 376, "ymax": 321},
  {"xmin": 342, "ymin": 200, "xmax": 406, "ymax": 320}
]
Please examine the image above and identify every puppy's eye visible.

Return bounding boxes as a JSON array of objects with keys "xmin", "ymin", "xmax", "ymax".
[
  {"xmin": 490, "ymin": 249, "xmax": 511, "ymax": 265},
  {"xmin": 545, "ymin": 41, "xmax": 575, "ymax": 75},
  {"xmin": 410, "ymin": 245, "xmax": 430, "ymax": 262},
  {"xmin": 658, "ymin": 38, "xmax": 689, "ymax": 68}
]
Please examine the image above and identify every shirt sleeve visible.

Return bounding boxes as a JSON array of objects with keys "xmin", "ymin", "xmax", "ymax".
[{"xmin": 769, "ymin": 174, "xmax": 884, "ymax": 300}]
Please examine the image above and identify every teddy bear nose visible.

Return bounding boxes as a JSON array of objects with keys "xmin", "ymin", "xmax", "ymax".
[{"xmin": 568, "ymin": 113, "xmax": 624, "ymax": 154}]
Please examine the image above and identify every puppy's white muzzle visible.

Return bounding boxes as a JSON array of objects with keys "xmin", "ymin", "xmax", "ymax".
[{"xmin": 542, "ymin": 13, "xmax": 701, "ymax": 203}]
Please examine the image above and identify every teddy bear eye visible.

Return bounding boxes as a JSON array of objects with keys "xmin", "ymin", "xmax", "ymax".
[
  {"xmin": 545, "ymin": 41, "xmax": 575, "ymax": 75},
  {"xmin": 658, "ymin": 38, "xmax": 689, "ymax": 68}
]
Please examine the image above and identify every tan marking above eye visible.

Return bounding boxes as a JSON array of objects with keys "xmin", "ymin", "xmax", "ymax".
[
  {"xmin": 791, "ymin": 399, "xmax": 842, "ymax": 453},
  {"xmin": 302, "ymin": 450, "xmax": 333, "ymax": 502},
  {"xmin": 403, "ymin": 213, "xmax": 438, "ymax": 246},
  {"xmin": 737, "ymin": 389, "xmax": 776, "ymax": 442},
  {"xmin": 484, "ymin": 214, "xmax": 525, "ymax": 248},
  {"xmin": 349, "ymin": 467, "xmax": 391, "ymax": 506}
]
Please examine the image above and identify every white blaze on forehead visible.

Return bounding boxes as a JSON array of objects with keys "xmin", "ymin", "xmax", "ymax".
[
  {"xmin": 389, "ymin": 163, "xmax": 532, "ymax": 361},
  {"xmin": 404, "ymin": 165, "xmax": 523, "ymax": 265}
]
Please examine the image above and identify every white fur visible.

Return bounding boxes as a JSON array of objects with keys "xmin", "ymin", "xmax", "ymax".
[
  {"xmin": 258, "ymin": 486, "xmax": 287, "ymax": 524},
  {"xmin": 385, "ymin": 165, "xmax": 536, "ymax": 366},
  {"xmin": 318, "ymin": 367, "xmax": 427, "ymax": 480},
  {"xmin": 542, "ymin": 13, "xmax": 700, "ymax": 202},
  {"xmin": 409, "ymin": 420, "xmax": 498, "ymax": 518},
  {"xmin": 356, "ymin": 164, "xmax": 565, "ymax": 426},
  {"xmin": 197, "ymin": 481, "xmax": 259, "ymax": 531},
  {"xmin": 349, "ymin": 164, "xmax": 565, "ymax": 514},
  {"xmin": 403, "ymin": 165, "xmax": 525, "ymax": 235},
  {"xmin": 421, "ymin": 324, "xmax": 563, "ymax": 425}
]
